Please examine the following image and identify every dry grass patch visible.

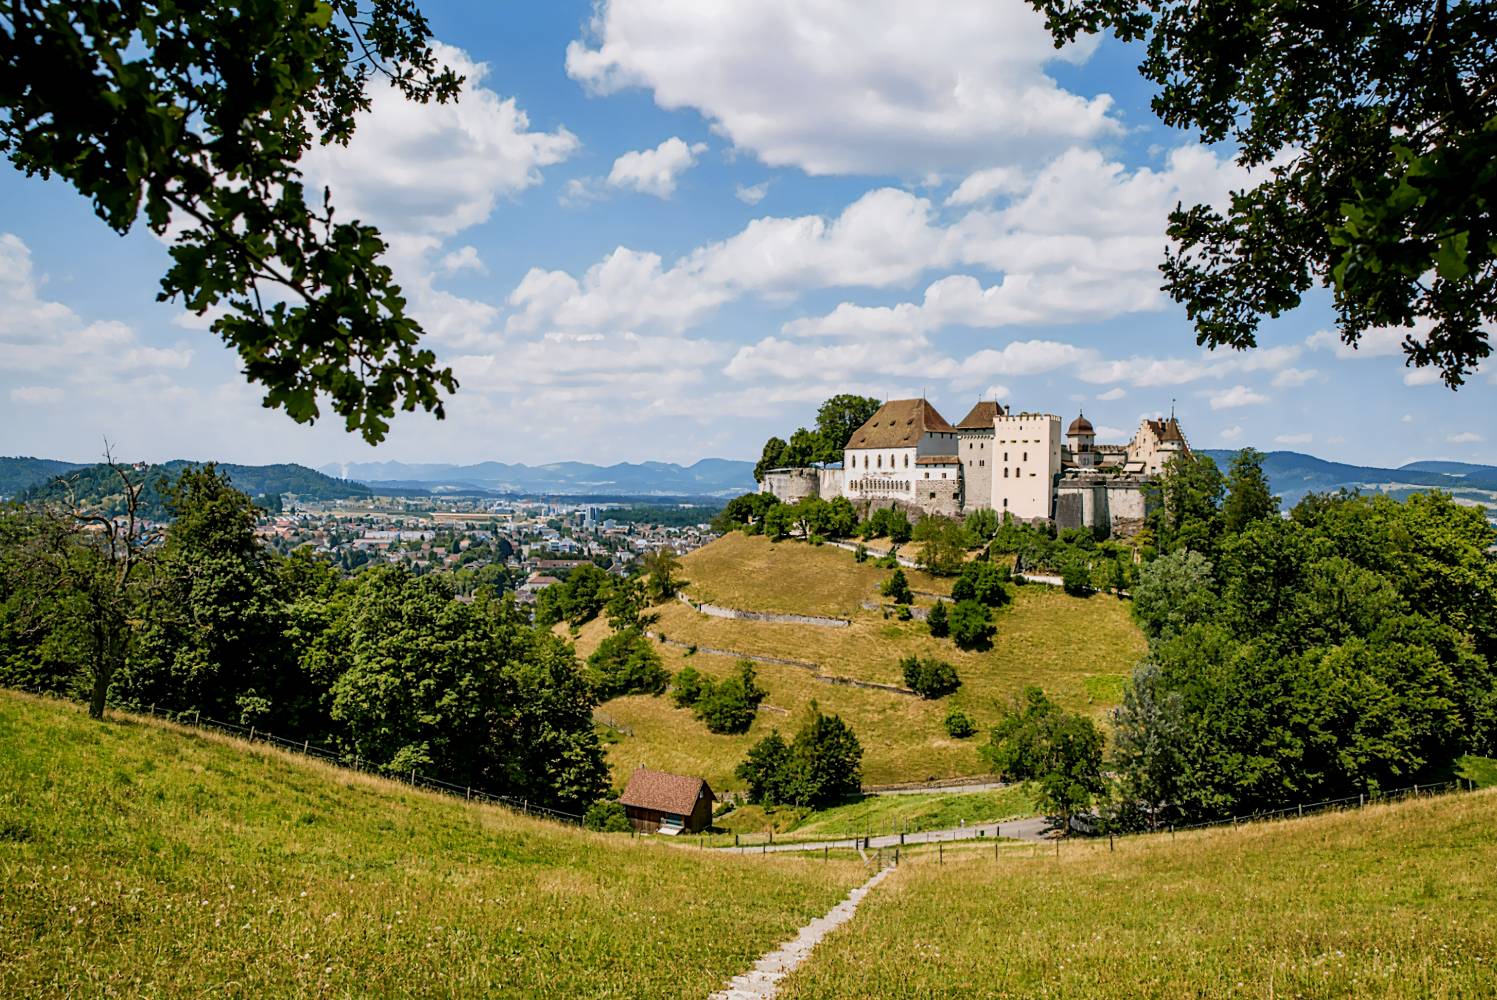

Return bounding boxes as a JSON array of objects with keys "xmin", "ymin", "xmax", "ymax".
[
  {"xmin": 781, "ymin": 789, "xmax": 1497, "ymax": 998},
  {"xmin": 576, "ymin": 542, "xmax": 1145, "ymax": 790},
  {"xmin": 677, "ymin": 533, "xmax": 951, "ymax": 616},
  {"xmin": 0, "ymin": 691, "xmax": 864, "ymax": 999}
]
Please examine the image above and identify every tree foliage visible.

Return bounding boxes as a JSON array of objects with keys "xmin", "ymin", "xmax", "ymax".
[
  {"xmin": 1026, "ymin": 0, "xmax": 1497, "ymax": 385},
  {"xmin": 880, "ymin": 567, "xmax": 913, "ymax": 604},
  {"xmin": 585, "ymin": 628, "xmax": 669, "ymax": 701},
  {"xmin": 899, "ymin": 655, "xmax": 961, "ymax": 699},
  {"xmin": 948, "ymin": 598, "xmax": 995, "ymax": 651},
  {"xmin": 951, "ymin": 560, "xmax": 1010, "ymax": 608},
  {"xmin": 1112, "ymin": 488, "xmax": 1497, "ymax": 826},
  {"xmin": 926, "ymin": 598, "xmax": 949, "ymax": 638},
  {"xmin": 982, "ymin": 686, "xmax": 1105, "ymax": 827},
  {"xmin": 1, "ymin": 0, "xmax": 464, "ymax": 441},
  {"xmin": 735, "ymin": 703, "xmax": 863, "ymax": 808}
]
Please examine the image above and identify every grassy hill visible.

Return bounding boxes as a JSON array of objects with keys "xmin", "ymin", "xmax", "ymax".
[
  {"xmin": 583, "ymin": 533, "xmax": 1145, "ymax": 790},
  {"xmin": 0, "ymin": 691, "xmax": 865, "ymax": 999},
  {"xmin": 782, "ymin": 788, "xmax": 1497, "ymax": 998}
]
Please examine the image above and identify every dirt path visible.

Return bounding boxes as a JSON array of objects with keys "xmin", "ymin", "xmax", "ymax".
[
  {"xmin": 708, "ymin": 865, "xmax": 894, "ymax": 1000},
  {"xmin": 718, "ymin": 815, "xmax": 1053, "ymax": 855}
]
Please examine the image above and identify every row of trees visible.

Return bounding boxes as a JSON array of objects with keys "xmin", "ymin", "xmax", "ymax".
[
  {"xmin": 1108, "ymin": 452, "xmax": 1497, "ymax": 826},
  {"xmin": 0, "ymin": 465, "xmax": 612, "ymax": 812}
]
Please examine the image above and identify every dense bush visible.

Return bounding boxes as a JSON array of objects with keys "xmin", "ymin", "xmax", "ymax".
[
  {"xmin": 943, "ymin": 708, "xmax": 976, "ymax": 739},
  {"xmin": 881, "ymin": 567, "xmax": 913, "ymax": 604},
  {"xmin": 913, "ymin": 515, "xmax": 974, "ymax": 575},
  {"xmin": 948, "ymin": 599, "xmax": 995, "ymax": 651},
  {"xmin": 862, "ymin": 508, "xmax": 912, "ymax": 544},
  {"xmin": 694, "ymin": 661, "xmax": 767, "ymax": 735},
  {"xmin": 900, "ymin": 655, "xmax": 961, "ymax": 699},
  {"xmin": 670, "ymin": 665, "xmax": 708, "ymax": 708},
  {"xmin": 1061, "ymin": 558, "xmax": 1092, "ymax": 596},
  {"xmin": 927, "ymin": 599, "xmax": 949, "ymax": 637},
  {"xmin": 951, "ymin": 560, "xmax": 1010, "ymax": 608},
  {"xmin": 585, "ymin": 628, "xmax": 669, "ymax": 700},
  {"xmin": 583, "ymin": 800, "xmax": 632, "ymax": 833}
]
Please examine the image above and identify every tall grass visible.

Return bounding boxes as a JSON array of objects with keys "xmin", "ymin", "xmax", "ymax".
[
  {"xmin": 780, "ymin": 788, "xmax": 1497, "ymax": 998},
  {"xmin": 0, "ymin": 692, "xmax": 865, "ymax": 998}
]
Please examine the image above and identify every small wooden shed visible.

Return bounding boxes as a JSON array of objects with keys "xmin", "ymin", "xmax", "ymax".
[{"xmin": 619, "ymin": 767, "xmax": 715, "ymax": 834}]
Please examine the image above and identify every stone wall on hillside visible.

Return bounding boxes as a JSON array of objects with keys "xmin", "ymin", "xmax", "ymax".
[{"xmin": 678, "ymin": 593, "xmax": 850, "ymax": 628}]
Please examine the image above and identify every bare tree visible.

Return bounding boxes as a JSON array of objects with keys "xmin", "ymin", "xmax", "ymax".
[{"xmin": 16, "ymin": 447, "xmax": 159, "ymax": 719}]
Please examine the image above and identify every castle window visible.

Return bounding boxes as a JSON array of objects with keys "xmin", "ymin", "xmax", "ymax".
[
  {"xmin": 1003, "ymin": 498, "xmax": 1009, "ymax": 508},
  {"xmin": 979, "ymin": 460, "xmax": 985, "ymax": 467},
  {"xmin": 924, "ymin": 472, "xmax": 929, "ymax": 479},
  {"xmin": 903, "ymin": 454, "xmax": 909, "ymax": 468},
  {"xmin": 1023, "ymin": 451, "xmax": 1028, "ymax": 462},
  {"xmin": 1003, "ymin": 468, "xmax": 1009, "ymax": 478},
  {"xmin": 1003, "ymin": 452, "xmax": 1008, "ymax": 461}
]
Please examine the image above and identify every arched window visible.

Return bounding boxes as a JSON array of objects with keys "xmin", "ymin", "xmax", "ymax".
[
  {"xmin": 903, "ymin": 454, "xmax": 909, "ymax": 468},
  {"xmin": 1003, "ymin": 468, "xmax": 1009, "ymax": 478},
  {"xmin": 1022, "ymin": 451, "xmax": 1028, "ymax": 462},
  {"xmin": 876, "ymin": 454, "xmax": 882, "ymax": 469}
]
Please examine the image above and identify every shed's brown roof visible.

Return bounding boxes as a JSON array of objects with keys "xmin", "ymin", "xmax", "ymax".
[
  {"xmin": 619, "ymin": 767, "xmax": 713, "ymax": 816},
  {"xmin": 956, "ymin": 401, "xmax": 1005, "ymax": 429},
  {"xmin": 915, "ymin": 456, "xmax": 959, "ymax": 465},
  {"xmin": 846, "ymin": 399, "xmax": 955, "ymax": 449}
]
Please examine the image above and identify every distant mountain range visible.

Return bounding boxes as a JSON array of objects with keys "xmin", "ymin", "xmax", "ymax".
[
  {"xmin": 319, "ymin": 458, "xmax": 758, "ymax": 498},
  {"xmin": 5, "ymin": 452, "xmax": 1495, "ymax": 515},
  {"xmin": 1200, "ymin": 451, "xmax": 1497, "ymax": 512}
]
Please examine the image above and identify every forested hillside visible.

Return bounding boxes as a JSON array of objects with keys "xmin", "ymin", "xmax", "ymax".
[
  {"xmin": 0, "ymin": 457, "xmax": 83, "ymax": 497},
  {"xmin": 15, "ymin": 459, "xmax": 369, "ymax": 516}
]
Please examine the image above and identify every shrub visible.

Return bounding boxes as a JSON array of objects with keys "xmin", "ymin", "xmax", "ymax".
[
  {"xmin": 881, "ymin": 567, "xmax": 913, "ymax": 604},
  {"xmin": 949, "ymin": 599, "xmax": 995, "ymax": 651},
  {"xmin": 1062, "ymin": 557, "xmax": 1092, "ymax": 596},
  {"xmin": 854, "ymin": 543, "xmax": 869, "ymax": 563},
  {"xmin": 896, "ymin": 604, "xmax": 912, "ymax": 621},
  {"xmin": 874, "ymin": 553, "xmax": 899, "ymax": 569},
  {"xmin": 583, "ymin": 800, "xmax": 632, "ymax": 833},
  {"xmin": 927, "ymin": 599, "xmax": 949, "ymax": 637},
  {"xmin": 694, "ymin": 660, "xmax": 766, "ymax": 735},
  {"xmin": 671, "ymin": 666, "xmax": 708, "ymax": 708},
  {"xmin": 808, "ymin": 534, "xmax": 826, "ymax": 546},
  {"xmin": 900, "ymin": 655, "xmax": 962, "ymax": 699},
  {"xmin": 944, "ymin": 708, "xmax": 976, "ymax": 739},
  {"xmin": 952, "ymin": 560, "xmax": 1010, "ymax": 608},
  {"xmin": 586, "ymin": 629, "xmax": 669, "ymax": 700}
]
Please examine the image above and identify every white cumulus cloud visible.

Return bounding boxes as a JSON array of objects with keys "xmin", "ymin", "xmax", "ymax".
[
  {"xmin": 607, "ymin": 137, "xmax": 708, "ymax": 198},
  {"xmin": 566, "ymin": 0, "xmax": 1116, "ymax": 177},
  {"xmin": 1209, "ymin": 384, "xmax": 1269, "ymax": 410}
]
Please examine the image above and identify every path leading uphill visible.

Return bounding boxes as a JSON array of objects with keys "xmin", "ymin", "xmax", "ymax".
[
  {"xmin": 708, "ymin": 865, "xmax": 895, "ymax": 1000},
  {"xmin": 717, "ymin": 815, "xmax": 1053, "ymax": 855}
]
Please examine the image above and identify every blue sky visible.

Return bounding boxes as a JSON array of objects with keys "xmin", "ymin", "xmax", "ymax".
[{"xmin": 2, "ymin": 0, "xmax": 1492, "ymax": 468}]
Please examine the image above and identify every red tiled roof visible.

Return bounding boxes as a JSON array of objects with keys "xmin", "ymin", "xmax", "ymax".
[
  {"xmin": 846, "ymin": 399, "xmax": 955, "ymax": 449},
  {"xmin": 619, "ymin": 768, "xmax": 713, "ymax": 816},
  {"xmin": 956, "ymin": 401, "xmax": 1005, "ymax": 429}
]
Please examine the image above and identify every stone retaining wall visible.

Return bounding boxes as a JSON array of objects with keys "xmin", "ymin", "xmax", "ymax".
[{"xmin": 678, "ymin": 593, "xmax": 850, "ymax": 629}]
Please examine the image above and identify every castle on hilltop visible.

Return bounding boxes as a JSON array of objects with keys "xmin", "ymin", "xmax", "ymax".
[{"xmin": 759, "ymin": 399, "xmax": 1190, "ymax": 537}]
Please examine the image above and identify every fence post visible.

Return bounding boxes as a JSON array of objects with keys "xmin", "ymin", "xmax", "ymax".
[
  {"xmin": 939, "ymin": 843, "xmax": 943, "ymax": 865},
  {"xmin": 248, "ymin": 726, "xmax": 255, "ymax": 742},
  {"xmin": 354, "ymin": 754, "xmax": 360, "ymax": 771},
  {"xmin": 1359, "ymin": 792, "xmax": 1364, "ymax": 808},
  {"xmin": 150, "ymin": 703, "xmax": 155, "ymax": 716},
  {"xmin": 303, "ymin": 739, "xmax": 309, "ymax": 754},
  {"xmin": 1109, "ymin": 833, "xmax": 1114, "ymax": 853},
  {"xmin": 735, "ymin": 834, "xmax": 739, "ymax": 848},
  {"xmin": 466, "ymin": 786, "xmax": 471, "ymax": 801},
  {"xmin": 823, "ymin": 845, "xmax": 827, "ymax": 862},
  {"xmin": 194, "ymin": 710, "xmax": 200, "ymax": 726},
  {"xmin": 1297, "ymin": 803, "xmax": 1302, "ymax": 817}
]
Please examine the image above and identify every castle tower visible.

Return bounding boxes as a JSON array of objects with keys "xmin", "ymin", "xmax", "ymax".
[
  {"xmin": 1066, "ymin": 413, "xmax": 1097, "ymax": 469},
  {"xmin": 990, "ymin": 411, "xmax": 1062, "ymax": 521}
]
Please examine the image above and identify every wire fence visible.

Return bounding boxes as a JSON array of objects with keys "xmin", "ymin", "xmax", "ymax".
[
  {"xmin": 1156, "ymin": 778, "xmax": 1473, "ymax": 836},
  {"xmin": 11, "ymin": 686, "xmax": 585, "ymax": 826}
]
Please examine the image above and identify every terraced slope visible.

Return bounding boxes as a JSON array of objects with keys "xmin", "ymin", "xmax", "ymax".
[
  {"xmin": 586, "ymin": 534, "xmax": 1145, "ymax": 789},
  {"xmin": 0, "ymin": 692, "xmax": 864, "ymax": 999}
]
